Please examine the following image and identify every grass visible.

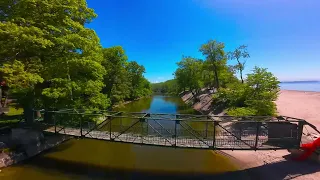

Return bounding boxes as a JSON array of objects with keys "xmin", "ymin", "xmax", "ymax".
[{"xmin": 0, "ymin": 105, "xmax": 24, "ymax": 127}]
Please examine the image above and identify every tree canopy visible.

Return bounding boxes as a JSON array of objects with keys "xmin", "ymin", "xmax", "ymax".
[
  {"xmin": 0, "ymin": 0, "xmax": 152, "ymax": 117},
  {"xmin": 168, "ymin": 40, "xmax": 279, "ymax": 116}
]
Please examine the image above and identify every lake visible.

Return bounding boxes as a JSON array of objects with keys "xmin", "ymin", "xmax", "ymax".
[
  {"xmin": 280, "ymin": 81, "xmax": 320, "ymax": 92},
  {"xmin": 0, "ymin": 96, "xmax": 239, "ymax": 179}
]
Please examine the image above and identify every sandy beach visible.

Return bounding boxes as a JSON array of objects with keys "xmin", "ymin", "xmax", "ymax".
[{"xmin": 223, "ymin": 90, "xmax": 320, "ymax": 180}]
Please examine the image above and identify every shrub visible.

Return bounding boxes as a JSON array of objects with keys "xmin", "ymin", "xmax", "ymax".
[
  {"xmin": 227, "ymin": 107, "xmax": 257, "ymax": 116},
  {"xmin": 212, "ymin": 67, "xmax": 279, "ymax": 117},
  {"xmin": 212, "ymin": 82, "xmax": 247, "ymax": 107}
]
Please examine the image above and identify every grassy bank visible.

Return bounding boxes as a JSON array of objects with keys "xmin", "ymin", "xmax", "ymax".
[{"xmin": 0, "ymin": 105, "xmax": 23, "ymax": 127}]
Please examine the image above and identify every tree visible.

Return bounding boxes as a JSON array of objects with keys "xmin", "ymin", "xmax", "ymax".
[
  {"xmin": 174, "ymin": 57, "xmax": 203, "ymax": 95},
  {"xmin": 101, "ymin": 46, "xmax": 130, "ymax": 104},
  {"xmin": 228, "ymin": 45, "xmax": 250, "ymax": 83},
  {"xmin": 200, "ymin": 40, "xmax": 227, "ymax": 90},
  {"xmin": 215, "ymin": 66, "xmax": 280, "ymax": 116},
  {"xmin": 126, "ymin": 61, "xmax": 151, "ymax": 99},
  {"xmin": 151, "ymin": 79, "xmax": 179, "ymax": 95},
  {"xmin": 0, "ymin": 0, "xmax": 109, "ymax": 121}
]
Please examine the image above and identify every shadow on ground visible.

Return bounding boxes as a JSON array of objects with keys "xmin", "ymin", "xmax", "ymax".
[
  {"xmin": 14, "ymin": 151, "xmax": 320, "ymax": 180},
  {"xmin": 242, "ymin": 154, "xmax": 320, "ymax": 180}
]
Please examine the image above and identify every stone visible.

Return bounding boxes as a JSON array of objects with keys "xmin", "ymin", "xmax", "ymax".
[
  {"xmin": 11, "ymin": 129, "xmax": 45, "ymax": 146},
  {"xmin": 0, "ymin": 142, "xmax": 7, "ymax": 150}
]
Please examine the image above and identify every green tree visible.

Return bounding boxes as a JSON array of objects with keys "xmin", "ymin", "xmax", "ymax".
[
  {"xmin": 174, "ymin": 57, "xmax": 203, "ymax": 95},
  {"xmin": 217, "ymin": 67, "xmax": 280, "ymax": 116},
  {"xmin": 151, "ymin": 79, "xmax": 179, "ymax": 95},
  {"xmin": 200, "ymin": 40, "xmax": 226, "ymax": 90},
  {"xmin": 245, "ymin": 67, "xmax": 280, "ymax": 115},
  {"xmin": 101, "ymin": 46, "xmax": 130, "ymax": 104},
  {"xmin": 0, "ymin": 0, "xmax": 109, "ymax": 121},
  {"xmin": 228, "ymin": 45, "xmax": 250, "ymax": 83},
  {"xmin": 126, "ymin": 61, "xmax": 151, "ymax": 99}
]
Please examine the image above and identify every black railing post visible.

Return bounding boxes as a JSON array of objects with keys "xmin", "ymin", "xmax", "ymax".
[
  {"xmin": 140, "ymin": 117, "xmax": 145, "ymax": 144},
  {"xmin": 54, "ymin": 112, "xmax": 57, "ymax": 134},
  {"xmin": 297, "ymin": 120, "xmax": 305, "ymax": 147},
  {"xmin": 174, "ymin": 120, "xmax": 178, "ymax": 147},
  {"xmin": 254, "ymin": 121, "xmax": 260, "ymax": 150},
  {"xmin": 213, "ymin": 121, "xmax": 216, "ymax": 149},
  {"xmin": 109, "ymin": 116, "xmax": 113, "ymax": 140},
  {"xmin": 205, "ymin": 117, "xmax": 208, "ymax": 139},
  {"xmin": 146, "ymin": 113, "xmax": 150, "ymax": 135},
  {"xmin": 80, "ymin": 116, "xmax": 83, "ymax": 137}
]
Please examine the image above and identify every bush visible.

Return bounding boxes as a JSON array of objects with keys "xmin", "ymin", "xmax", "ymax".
[
  {"xmin": 212, "ymin": 83, "xmax": 247, "ymax": 107},
  {"xmin": 227, "ymin": 107, "xmax": 257, "ymax": 116},
  {"xmin": 212, "ymin": 67, "xmax": 279, "ymax": 117},
  {"xmin": 245, "ymin": 100, "xmax": 277, "ymax": 116}
]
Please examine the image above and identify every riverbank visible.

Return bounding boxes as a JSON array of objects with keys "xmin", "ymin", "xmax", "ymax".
[
  {"xmin": 0, "ymin": 129, "xmax": 69, "ymax": 168},
  {"xmin": 182, "ymin": 89, "xmax": 320, "ymax": 179}
]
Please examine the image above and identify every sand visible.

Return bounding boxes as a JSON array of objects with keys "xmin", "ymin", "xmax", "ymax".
[{"xmin": 223, "ymin": 90, "xmax": 320, "ymax": 180}]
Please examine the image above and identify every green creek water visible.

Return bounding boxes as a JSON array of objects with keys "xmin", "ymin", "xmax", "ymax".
[{"xmin": 0, "ymin": 95, "xmax": 238, "ymax": 179}]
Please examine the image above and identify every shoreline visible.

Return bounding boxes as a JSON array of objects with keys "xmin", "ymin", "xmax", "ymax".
[
  {"xmin": 0, "ymin": 131, "xmax": 70, "ymax": 169},
  {"xmin": 280, "ymin": 89, "xmax": 320, "ymax": 93}
]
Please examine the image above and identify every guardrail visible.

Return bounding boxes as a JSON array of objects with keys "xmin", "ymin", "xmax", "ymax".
[{"xmin": 29, "ymin": 109, "xmax": 305, "ymax": 150}]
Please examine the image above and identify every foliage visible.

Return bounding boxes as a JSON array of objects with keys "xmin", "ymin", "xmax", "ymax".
[
  {"xmin": 0, "ymin": 0, "xmax": 152, "ymax": 118},
  {"xmin": 101, "ymin": 46, "xmax": 130, "ymax": 104},
  {"xmin": 126, "ymin": 61, "xmax": 152, "ymax": 99},
  {"xmin": 174, "ymin": 56, "xmax": 203, "ymax": 94},
  {"xmin": 200, "ymin": 40, "xmax": 227, "ymax": 89},
  {"xmin": 152, "ymin": 79, "xmax": 179, "ymax": 95},
  {"xmin": 213, "ymin": 67, "xmax": 280, "ymax": 116},
  {"xmin": 226, "ymin": 107, "xmax": 257, "ymax": 116}
]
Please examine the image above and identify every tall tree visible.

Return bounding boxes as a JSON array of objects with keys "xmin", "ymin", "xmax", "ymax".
[
  {"xmin": 101, "ymin": 46, "xmax": 129, "ymax": 104},
  {"xmin": 126, "ymin": 61, "xmax": 151, "ymax": 99},
  {"xmin": 0, "ymin": 0, "xmax": 108, "ymax": 116},
  {"xmin": 228, "ymin": 45, "xmax": 250, "ymax": 83},
  {"xmin": 174, "ymin": 57, "xmax": 203, "ymax": 95},
  {"xmin": 199, "ymin": 40, "xmax": 226, "ymax": 90}
]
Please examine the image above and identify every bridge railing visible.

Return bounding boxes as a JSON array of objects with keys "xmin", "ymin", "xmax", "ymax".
[{"xmin": 33, "ymin": 109, "xmax": 305, "ymax": 150}]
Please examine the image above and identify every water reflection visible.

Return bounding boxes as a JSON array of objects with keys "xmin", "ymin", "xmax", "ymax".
[{"xmin": 2, "ymin": 139, "xmax": 238, "ymax": 180}]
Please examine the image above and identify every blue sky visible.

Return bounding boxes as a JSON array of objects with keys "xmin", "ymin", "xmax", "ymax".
[{"xmin": 86, "ymin": 0, "xmax": 320, "ymax": 83}]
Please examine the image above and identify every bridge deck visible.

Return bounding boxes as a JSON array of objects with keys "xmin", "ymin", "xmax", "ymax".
[
  {"xmin": 34, "ymin": 110, "xmax": 306, "ymax": 150},
  {"xmin": 43, "ymin": 126, "xmax": 294, "ymax": 150}
]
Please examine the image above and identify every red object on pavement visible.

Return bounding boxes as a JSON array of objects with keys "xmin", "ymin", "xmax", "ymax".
[{"xmin": 293, "ymin": 137, "xmax": 320, "ymax": 161}]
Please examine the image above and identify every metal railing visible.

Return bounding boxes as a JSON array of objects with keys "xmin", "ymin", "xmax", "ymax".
[{"xmin": 32, "ymin": 109, "xmax": 305, "ymax": 150}]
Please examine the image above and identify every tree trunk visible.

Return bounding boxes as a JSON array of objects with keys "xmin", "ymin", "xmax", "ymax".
[
  {"xmin": 3, "ymin": 97, "xmax": 7, "ymax": 107},
  {"xmin": 23, "ymin": 106, "xmax": 34, "ymax": 125},
  {"xmin": 213, "ymin": 63, "xmax": 220, "ymax": 90},
  {"xmin": 237, "ymin": 59, "xmax": 244, "ymax": 84},
  {"xmin": 240, "ymin": 69, "xmax": 244, "ymax": 84}
]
